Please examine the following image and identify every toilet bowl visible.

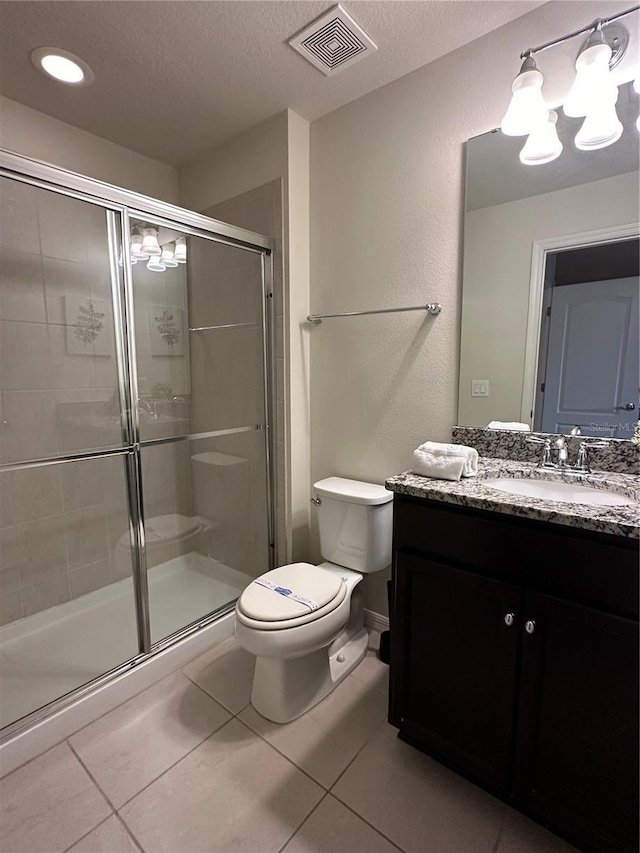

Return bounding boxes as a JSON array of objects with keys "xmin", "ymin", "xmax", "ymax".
[{"xmin": 235, "ymin": 477, "xmax": 393, "ymax": 723}]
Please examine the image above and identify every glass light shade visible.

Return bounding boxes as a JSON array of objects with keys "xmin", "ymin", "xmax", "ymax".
[
  {"xmin": 574, "ymin": 97, "xmax": 623, "ymax": 150},
  {"xmin": 501, "ymin": 63, "xmax": 548, "ymax": 137},
  {"xmin": 519, "ymin": 110, "xmax": 563, "ymax": 165},
  {"xmin": 130, "ymin": 228, "xmax": 149, "ymax": 260},
  {"xmin": 160, "ymin": 243, "xmax": 179, "ymax": 268},
  {"xmin": 146, "ymin": 257, "xmax": 166, "ymax": 272},
  {"xmin": 141, "ymin": 227, "xmax": 162, "ymax": 256},
  {"xmin": 563, "ymin": 41, "xmax": 617, "ymax": 118},
  {"xmin": 174, "ymin": 237, "xmax": 187, "ymax": 264}
]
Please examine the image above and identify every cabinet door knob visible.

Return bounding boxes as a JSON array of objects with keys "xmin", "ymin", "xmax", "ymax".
[
  {"xmin": 525, "ymin": 620, "xmax": 536, "ymax": 634},
  {"xmin": 504, "ymin": 613, "xmax": 515, "ymax": 626}
]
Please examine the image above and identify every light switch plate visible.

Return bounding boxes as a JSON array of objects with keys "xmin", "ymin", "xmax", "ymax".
[{"xmin": 471, "ymin": 379, "xmax": 489, "ymax": 397}]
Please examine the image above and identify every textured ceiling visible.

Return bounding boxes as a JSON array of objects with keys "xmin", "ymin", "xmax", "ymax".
[{"xmin": 0, "ymin": 0, "xmax": 545, "ymax": 166}]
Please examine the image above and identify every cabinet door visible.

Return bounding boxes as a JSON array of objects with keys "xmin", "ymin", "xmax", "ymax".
[
  {"xmin": 514, "ymin": 592, "xmax": 639, "ymax": 853},
  {"xmin": 390, "ymin": 552, "xmax": 523, "ymax": 790}
]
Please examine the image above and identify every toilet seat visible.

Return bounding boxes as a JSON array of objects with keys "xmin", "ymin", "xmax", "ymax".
[{"xmin": 236, "ymin": 564, "xmax": 347, "ymax": 631}]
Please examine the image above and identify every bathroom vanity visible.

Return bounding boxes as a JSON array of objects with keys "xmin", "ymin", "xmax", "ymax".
[{"xmin": 386, "ymin": 460, "xmax": 639, "ymax": 853}]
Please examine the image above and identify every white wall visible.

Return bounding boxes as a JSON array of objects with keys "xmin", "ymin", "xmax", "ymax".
[
  {"xmin": 179, "ymin": 109, "xmax": 311, "ymax": 564},
  {"xmin": 286, "ymin": 111, "xmax": 311, "ymax": 560},
  {"xmin": 0, "ymin": 97, "xmax": 179, "ymax": 203},
  {"xmin": 308, "ymin": 0, "xmax": 636, "ymax": 614},
  {"xmin": 458, "ymin": 171, "xmax": 640, "ymax": 427},
  {"xmin": 179, "ymin": 112, "xmax": 289, "ymax": 213}
]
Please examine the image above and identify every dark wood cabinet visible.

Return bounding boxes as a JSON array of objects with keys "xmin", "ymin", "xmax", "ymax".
[
  {"xmin": 392, "ymin": 553, "xmax": 522, "ymax": 790},
  {"xmin": 390, "ymin": 495, "xmax": 639, "ymax": 853},
  {"xmin": 514, "ymin": 592, "xmax": 639, "ymax": 853}
]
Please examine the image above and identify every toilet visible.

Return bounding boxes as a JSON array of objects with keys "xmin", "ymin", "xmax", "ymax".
[{"xmin": 235, "ymin": 477, "xmax": 393, "ymax": 723}]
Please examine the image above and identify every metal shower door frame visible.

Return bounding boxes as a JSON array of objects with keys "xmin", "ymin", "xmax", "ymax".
[{"xmin": 0, "ymin": 149, "xmax": 276, "ymax": 736}]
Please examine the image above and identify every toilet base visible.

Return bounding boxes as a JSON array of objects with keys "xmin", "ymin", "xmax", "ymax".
[{"xmin": 250, "ymin": 626, "xmax": 369, "ymax": 723}]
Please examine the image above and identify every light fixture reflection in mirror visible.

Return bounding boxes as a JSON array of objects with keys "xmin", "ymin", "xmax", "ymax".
[
  {"xmin": 458, "ymin": 80, "xmax": 639, "ymax": 438},
  {"xmin": 520, "ymin": 111, "xmax": 562, "ymax": 165}
]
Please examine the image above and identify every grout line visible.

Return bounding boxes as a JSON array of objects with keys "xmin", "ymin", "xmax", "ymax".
[
  {"xmin": 67, "ymin": 739, "xmax": 118, "ymax": 813},
  {"xmin": 328, "ymin": 793, "xmax": 406, "ymax": 852},
  {"xmin": 68, "ymin": 711, "xmax": 232, "ymax": 815},
  {"xmin": 0, "ymin": 732, "xmax": 72, "ymax": 782},
  {"xmin": 60, "ymin": 814, "xmax": 113, "ymax": 853},
  {"xmin": 114, "ymin": 811, "xmax": 145, "ymax": 853},
  {"xmin": 112, "ymin": 716, "xmax": 238, "ymax": 813},
  {"xmin": 328, "ymin": 715, "xmax": 390, "ymax": 793},
  {"xmin": 232, "ymin": 716, "xmax": 328, "ymax": 791},
  {"xmin": 178, "ymin": 669, "xmax": 236, "ymax": 716},
  {"xmin": 275, "ymin": 791, "xmax": 328, "ymax": 853}
]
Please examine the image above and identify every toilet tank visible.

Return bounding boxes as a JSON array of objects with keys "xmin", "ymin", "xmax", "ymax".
[{"xmin": 313, "ymin": 477, "xmax": 393, "ymax": 573}]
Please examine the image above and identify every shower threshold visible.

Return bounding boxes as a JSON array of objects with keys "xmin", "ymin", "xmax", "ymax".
[{"xmin": 0, "ymin": 554, "xmax": 252, "ymax": 731}]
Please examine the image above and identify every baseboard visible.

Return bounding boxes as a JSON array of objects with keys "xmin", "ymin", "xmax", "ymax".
[{"xmin": 364, "ymin": 608, "xmax": 389, "ymax": 634}]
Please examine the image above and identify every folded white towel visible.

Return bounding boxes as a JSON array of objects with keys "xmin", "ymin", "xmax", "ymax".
[
  {"xmin": 412, "ymin": 442, "xmax": 478, "ymax": 481},
  {"xmin": 487, "ymin": 421, "xmax": 531, "ymax": 432}
]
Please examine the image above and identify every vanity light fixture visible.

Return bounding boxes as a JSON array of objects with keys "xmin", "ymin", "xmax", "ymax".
[
  {"xmin": 129, "ymin": 228, "xmax": 185, "ymax": 273},
  {"xmin": 563, "ymin": 28, "xmax": 618, "ymax": 118},
  {"xmin": 30, "ymin": 47, "xmax": 94, "ymax": 86},
  {"xmin": 146, "ymin": 256, "xmax": 166, "ymax": 273},
  {"xmin": 575, "ymin": 93, "xmax": 624, "ymax": 150},
  {"xmin": 130, "ymin": 226, "xmax": 149, "ymax": 261},
  {"xmin": 160, "ymin": 242, "xmax": 179, "ymax": 268},
  {"xmin": 174, "ymin": 237, "xmax": 187, "ymax": 264},
  {"xmin": 141, "ymin": 227, "xmax": 162, "ymax": 256},
  {"xmin": 502, "ymin": 5, "xmax": 639, "ymax": 164},
  {"xmin": 519, "ymin": 110, "xmax": 563, "ymax": 164},
  {"xmin": 500, "ymin": 55, "xmax": 548, "ymax": 136}
]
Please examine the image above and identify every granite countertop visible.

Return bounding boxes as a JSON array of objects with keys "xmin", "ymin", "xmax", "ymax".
[{"xmin": 386, "ymin": 458, "xmax": 640, "ymax": 540}]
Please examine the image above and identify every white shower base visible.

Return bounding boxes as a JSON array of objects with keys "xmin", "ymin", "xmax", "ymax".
[{"xmin": 0, "ymin": 553, "xmax": 252, "ymax": 731}]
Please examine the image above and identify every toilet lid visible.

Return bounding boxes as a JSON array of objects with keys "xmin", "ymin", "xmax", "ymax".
[{"xmin": 238, "ymin": 564, "xmax": 344, "ymax": 622}]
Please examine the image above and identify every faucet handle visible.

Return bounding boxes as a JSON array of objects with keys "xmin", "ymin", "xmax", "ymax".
[
  {"xmin": 526, "ymin": 436, "xmax": 553, "ymax": 467},
  {"xmin": 574, "ymin": 440, "xmax": 609, "ymax": 473}
]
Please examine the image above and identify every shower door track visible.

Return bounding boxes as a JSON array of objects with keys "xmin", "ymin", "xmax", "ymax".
[{"xmin": 0, "ymin": 149, "xmax": 277, "ymax": 744}]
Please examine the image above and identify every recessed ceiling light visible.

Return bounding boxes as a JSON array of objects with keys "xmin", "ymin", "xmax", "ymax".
[{"xmin": 30, "ymin": 47, "xmax": 94, "ymax": 86}]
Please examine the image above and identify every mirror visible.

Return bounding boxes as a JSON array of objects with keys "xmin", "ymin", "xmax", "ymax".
[{"xmin": 458, "ymin": 80, "xmax": 639, "ymax": 438}]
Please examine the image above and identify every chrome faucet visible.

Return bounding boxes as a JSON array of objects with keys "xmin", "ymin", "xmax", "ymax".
[
  {"xmin": 527, "ymin": 436, "xmax": 609, "ymax": 473},
  {"xmin": 572, "ymin": 440, "xmax": 609, "ymax": 474},
  {"xmin": 554, "ymin": 436, "xmax": 569, "ymax": 468},
  {"xmin": 527, "ymin": 436, "xmax": 554, "ymax": 468},
  {"xmin": 138, "ymin": 399, "xmax": 159, "ymax": 420}
]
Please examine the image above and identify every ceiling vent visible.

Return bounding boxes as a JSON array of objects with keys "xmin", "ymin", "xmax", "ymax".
[{"xmin": 289, "ymin": 5, "xmax": 377, "ymax": 77}]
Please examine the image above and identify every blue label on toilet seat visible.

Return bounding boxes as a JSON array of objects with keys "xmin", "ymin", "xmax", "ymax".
[{"xmin": 253, "ymin": 577, "xmax": 319, "ymax": 611}]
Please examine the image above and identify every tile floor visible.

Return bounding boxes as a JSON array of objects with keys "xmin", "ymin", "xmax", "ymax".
[{"xmin": 0, "ymin": 632, "xmax": 579, "ymax": 853}]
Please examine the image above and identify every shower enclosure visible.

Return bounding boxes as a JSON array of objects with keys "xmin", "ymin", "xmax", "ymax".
[{"xmin": 0, "ymin": 150, "xmax": 275, "ymax": 735}]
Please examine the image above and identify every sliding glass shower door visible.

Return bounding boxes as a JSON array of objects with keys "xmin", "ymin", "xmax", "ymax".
[
  {"xmin": 129, "ymin": 218, "xmax": 271, "ymax": 644},
  {"xmin": 0, "ymin": 162, "xmax": 274, "ymax": 732},
  {"xmin": 0, "ymin": 177, "xmax": 139, "ymax": 728}
]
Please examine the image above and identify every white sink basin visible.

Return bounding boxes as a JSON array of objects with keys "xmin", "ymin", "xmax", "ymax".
[{"xmin": 482, "ymin": 478, "xmax": 637, "ymax": 507}]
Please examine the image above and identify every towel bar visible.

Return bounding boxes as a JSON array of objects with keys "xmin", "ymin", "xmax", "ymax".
[{"xmin": 307, "ymin": 303, "xmax": 442, "ymax": 325}]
